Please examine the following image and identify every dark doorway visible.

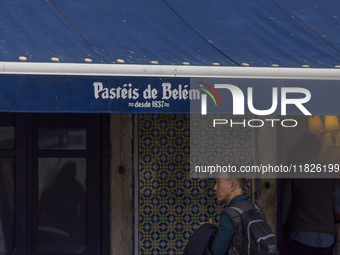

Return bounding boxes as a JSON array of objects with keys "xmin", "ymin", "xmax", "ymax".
[{"xmin": 0, "ymin": 113, "xmax": 109, "ymax": 255}]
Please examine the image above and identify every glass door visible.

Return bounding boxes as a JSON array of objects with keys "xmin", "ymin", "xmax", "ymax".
[
  {"xmin": 0, "ymin": 113, "xmax": 109, "ymax": 255},
  {"xmin": 0, "ymin": 113, "xmax": 27, "ymax": 255}
]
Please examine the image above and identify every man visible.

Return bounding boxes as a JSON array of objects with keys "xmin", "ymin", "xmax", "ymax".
[
  {"xmin": 211, "ymin": 178, "xmax": 247, "ymax": 255},
  {"xmin": 200, "ymin": 177, "xmax": 248, "ymax": 255},
  {"xmin": 284, "ymin": 132, "xmax": 339, "ymax": 255}
]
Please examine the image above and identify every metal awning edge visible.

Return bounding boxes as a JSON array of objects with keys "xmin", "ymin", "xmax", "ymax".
[{"xmin": 1, "ymin": 62, "xmax": 340, "ymax": 80}]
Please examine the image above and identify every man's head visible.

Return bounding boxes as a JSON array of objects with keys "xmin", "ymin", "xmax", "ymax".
[{"xmin": 213, "ymin": 178, "xmax": 244, "ymax": 204}]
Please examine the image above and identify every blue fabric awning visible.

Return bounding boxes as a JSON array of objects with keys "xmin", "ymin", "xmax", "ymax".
[
  {"xmin": 1, "ymin": 0, "xmax": 340, "ymax": 67},
  {"xmin": 1, "ymin": 0, "xmax": 340, "ymax": 113}
]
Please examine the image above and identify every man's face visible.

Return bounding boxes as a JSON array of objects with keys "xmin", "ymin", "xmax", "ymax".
[{"xmin": 213, "ymin": 178, "xmax": 232, "ymax": 204}]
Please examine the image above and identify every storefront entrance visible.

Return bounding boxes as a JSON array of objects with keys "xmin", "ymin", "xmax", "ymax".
[{"xmin": 0, "ymin": 113, "xmax": 109, "ymax": 255}]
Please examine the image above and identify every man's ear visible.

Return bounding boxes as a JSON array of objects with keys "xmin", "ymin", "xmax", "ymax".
[{"xmin": 229, "ymin": 179, "xmax": 237, "ymax": 192}]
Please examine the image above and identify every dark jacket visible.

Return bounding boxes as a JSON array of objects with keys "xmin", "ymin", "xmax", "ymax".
[
  {"xmin": 184, "ymin": 223, "xmax": 218, "ymax": 255},
  {"xmin": 288, "ymin": 178, "xmax": 337, "ymax": 235}
]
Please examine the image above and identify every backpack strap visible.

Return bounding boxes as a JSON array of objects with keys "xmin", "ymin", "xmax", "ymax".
[
  {"xmin": 224, "ymin": 199, "xmax": 256, "ymax": 220},
  {"xmin": 229, "ymin": 206, "xmax": 244, "ymax": 215},
  {"xmin": 229, "ymin": 200, "xmax": 264, "ymax": 219},
  {"xmin": 225, "ymin": 200, "xmax": 265, "ymax": 255},
  {"xmin": 222, "ymin": 208, "xmax": 246, "ymax": 255},
  {"xmin": 224, "ymin": 200, "xmax": 255, "ymax": 255},
  {"xmin": 229, "ymin": 200, "xmax": 256, "ymax": 213}
]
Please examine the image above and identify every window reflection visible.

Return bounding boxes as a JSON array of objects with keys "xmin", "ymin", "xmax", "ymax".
[
  {"xmin": 38, "ymin": 159, "xmax": 86, "ymax": 254},
  {"xmin": 38, "ymin": 129, "xmax": 86, "ymax": 150},
  {"xmin": 0, "ymin": 127, "xmax": 15, "ymax": 150},
  {"xmin": 0, "ymin": 158, "xmax": 15, "ymax": 254}
]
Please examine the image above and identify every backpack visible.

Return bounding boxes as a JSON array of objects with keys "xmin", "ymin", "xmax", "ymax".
[{"xmin": 224, "ymin": 200, "xmax": 278, "ymax": 255}]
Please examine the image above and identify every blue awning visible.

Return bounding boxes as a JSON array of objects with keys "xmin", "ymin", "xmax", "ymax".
[
  {"xmin": 1, "ymin": 0, "xmax": 340, "ymax": 113},
  {"xmin": 1, "ymin": 0, "xmax": 340, "ymax": 67}
]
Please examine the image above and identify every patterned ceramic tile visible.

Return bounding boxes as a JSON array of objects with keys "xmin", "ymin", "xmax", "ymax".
[{"xmin": 137, "ymin": 114, "xmax": 255, "ymax": 255}]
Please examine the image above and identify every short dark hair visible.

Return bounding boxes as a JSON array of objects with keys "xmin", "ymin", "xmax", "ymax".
[
  {"xmin": 235, "ymin": 178, "xmax": 246, "ymax": 190},
  {"xmin": 296, "ymin": 132, "xmax": 321, "ymax": 159}
]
